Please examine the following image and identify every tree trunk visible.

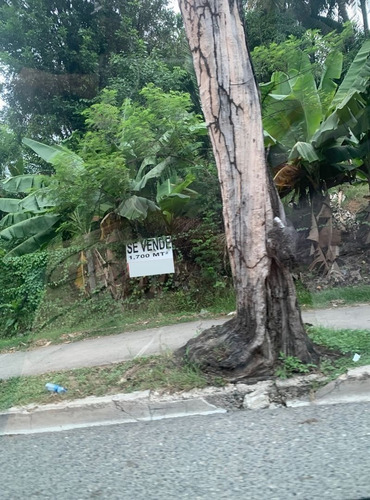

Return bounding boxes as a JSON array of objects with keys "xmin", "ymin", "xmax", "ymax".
[
  {"xmin": 336, "ymin": 0, "xmax": 349, "ymax": 23},
  {"xmin": 360, "ymin": 0, "xmax": 369, "ymax": 38},
  {"xmin": 177, "ymin": 0, "xmax": 318, "ymax": 379}
]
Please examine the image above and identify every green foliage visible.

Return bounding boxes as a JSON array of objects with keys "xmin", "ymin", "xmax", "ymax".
[
  {"xmin": 78, "ymin": 90, "xmax": 130, "ymax": 201},
  {"xmin": 264, "ymin": 41, "xmax": 370, "ymax": 197},
  {"xmin": 0, "ymin": 353, "xmax": 226, "ymax": 411},
  {"xmin": 0, "ymin": 0, "xmax": 179, "ymax": 141},
  {"xmin": 0, "ymin": 125, "xmax": 23, "ymax": 177},
  {"xmin": 275, "ymin": 352, "xmax": 317, "ymax": 378},
  {"xmin": 107, "ymin": 52, "xmax": 190, "ymax": 104},
  {"xmin": 119, "ymin": 84, "xmax": 207, "ymax": 167},
  {"xmin": 190, "ymin": 229, "xmax": 226, "ymax": 281},
  {"xmin": 0, "ymin": 172, "xmax": 59, "ymax": 256},
  {"xmin": 309, "ymin": 284, "xmax": 370, "ymax": 308},
  {"xmin": 308, "ymin": 326, "xmax": 370, "ymax": 354},
  {"xmin": 0, "ymin": 214, "xmax": 59, "ymax": 242},
  {"xmin": 1, "ymin": 85, "xmax": 209, "ymax": 258},
  {"xmin": 308, "ymin": 325, "xmax": 370, "ymax": 378},
  {"xmin": 77, "ymin": 85, "xmax": 207, "ymax": 224},
  {"xmin": 253, "ymin": 24, "xmax": 361, "ymax": 83},
  {"xmin": 295, "ymin": 280, "xmax": 314, "ymax": 307},
  {"xmin": 245, "ymin": 8, "xmax": 306, "ymax": 51},
  {"xmin": 1, "ymin": 173, "xmax": 48, "ymax": 193},
  {"xmin": 245, "ymin": 0, "xmax": 365, "ymax": 50},
  {"xmin": 0, "ymin": 251, "xmax": 47, "ymax": 336}
]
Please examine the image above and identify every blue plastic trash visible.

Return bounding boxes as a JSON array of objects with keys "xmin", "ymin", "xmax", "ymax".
[{"xmin": 45, "ymin": 383, "xmax": 67, "ymax": 394}]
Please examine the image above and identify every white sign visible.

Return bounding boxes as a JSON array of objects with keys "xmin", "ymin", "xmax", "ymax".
[{"xmin": 126, "ymin": 236, "xmax": 175, "ymax": 278}]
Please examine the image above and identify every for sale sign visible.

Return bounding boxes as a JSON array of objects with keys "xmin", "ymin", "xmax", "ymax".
[{"xmin": 126, "ymin": 236, "xmax": 175, "ymax": 277}]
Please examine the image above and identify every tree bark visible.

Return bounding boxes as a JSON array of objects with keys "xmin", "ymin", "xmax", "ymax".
[
  {"xmin": 360, "ymin": 0, "xmax": 369, "ymax": 38},
  {"xmin": 178, "ymin": 0, "xmax": 318, "ymax": 379}
]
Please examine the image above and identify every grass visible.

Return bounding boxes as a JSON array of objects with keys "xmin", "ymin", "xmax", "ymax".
[
  {"xmin": 0, "ymin": 287, "xmax": 236, "ymax": 353},
  {"xmin": 0, "ymin": 325, "xmax": 368, "ymax": 412},
  {"xmin": 0, "ymin": 281, "xmax": 368, "ymax": 353},
  {"xmin": 308, "ymin": 326, "xmax": 370, "ymax": 355},
  {"xmin": 0, "ymin": 310, "xmax": 219, "ymax": 353},
  {"xmin": 0, "ymin": 354, "xmax": 226, "ymax": 412},
  {"xmin": 274, "ymin": 326, "xmax": 370, "ymax": 380},
  {"xmin": 308, "ymin": 326, "xmax": 370, "ymax": 379},
  {"xmin": 297, "ymin": 283, "xmax": 370, "ymax": 309}
]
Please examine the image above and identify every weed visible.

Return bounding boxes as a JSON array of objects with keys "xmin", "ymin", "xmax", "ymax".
[
  {"xmin": 309, "ymin": 285, "xmax": 370, "ymax": 309},
  {"xmin": 295, "ymin": 281, "xmax": 314, "ymax": 307},
  {"xmin": 0, "ymin": 354, "xmax": 226, "ymax": 411},
  {"xmin": 275, "ymin": 352, "xmax": 317, "ymax": 379},
  {"xmin": 308, "ymin": 326, "xmax": 370, "ymax": 354},
  {"xmin": 308, "ymin": 325, "xmax": 370, "ymax": 379}
]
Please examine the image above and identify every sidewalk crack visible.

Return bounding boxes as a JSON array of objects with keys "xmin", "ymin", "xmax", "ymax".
[{"xmin": 113, "ymin": 400, "xmax": 140, "ymax": 421}]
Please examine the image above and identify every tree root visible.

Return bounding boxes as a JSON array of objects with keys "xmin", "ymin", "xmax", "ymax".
[{"xmin": 176, "ymin": 317, "xmax": 319, "ymax": 381}]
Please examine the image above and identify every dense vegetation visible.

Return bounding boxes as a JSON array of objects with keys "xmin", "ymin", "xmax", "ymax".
[{"xmin": 0, "ymin": 0, "xmax": 369, "ymax": 339}]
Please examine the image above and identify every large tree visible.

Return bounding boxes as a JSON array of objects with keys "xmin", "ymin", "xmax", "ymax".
[
  {"xmin": 0, "ymin": 0, "xmax": 179, "ymax": 140},
  {"xmin": 245, "ymin": 0, "xmax": 353, "ymax": 34},
  {"xmin": 177, "ymin": 0, "xmax": 318, "ymax": 379}
]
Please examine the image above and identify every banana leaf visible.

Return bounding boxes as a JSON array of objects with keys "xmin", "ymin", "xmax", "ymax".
[
  {"xmin": 158, "ymin": 193, "xmax": 191, "ymax": 216},
  {"xmin": 0, "ymin": 212, "xmax": 33, "ymax": 228},
  {"xmin": 263, "ymin": 94, "xmax": 307, "ymax": 149},
  {"xmin": 22, "ymin": 137, "xmax": 84, "ymax": 169},
  {"xmin": 19, "ymin": 191, "xmax": 55, "ymax": 212},
  {"xmin": 324, "ymin": 144, "xmax": 362, "ymax": 164},
  {"xmin": 156, "ymin": 173, "xmax": 196, "ymax": 202},
  {"xmin": 117, "ymin": 195, "xmax": 159, "ymax": 220},
  {"xmin": 331, "ymin": 40, "xmax": 370, "ymax": 109},
  {"xmin": 319, "ymin": 51, "xmax": 343, "ymax": 116},
  {"xmin": 0, "ymin": 198, "xmax": 22, "ymax": 213},
  {"xmin": 132, "ymin": 157, "xmax": 174, "ymax": 192},
  {"xmin": 135, "ymin": 156, "xmax": 157, "ymax": 180},
  {"xmin": 0, "ymin": 214, "xmax": 60, "ymax": 241},
  {"xmin": 6, "ymin": 227, "xmax": 58, "ymax": 257},
  {"xmin": 260, "ymin": 72, "xmax": 292, "ymax": 105},
  {"xmin": 1, "ymin": 174, "xmax": 47, "ymax": 193},
  {"xmin": 288, "ymin": 142, "xmax": 320, "ymax": 163},
  {"xmin": 312, "ymin": 91, "xmax": 366, "ymax": 149},
  {"xmin": 288, "ymin": 51, "xmax": 322, "ymax": 140}
]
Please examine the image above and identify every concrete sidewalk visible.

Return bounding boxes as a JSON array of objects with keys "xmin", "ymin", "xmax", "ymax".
[{"xmin": 0, "ymin": 304, "xmax": 369, "ymax": 380}]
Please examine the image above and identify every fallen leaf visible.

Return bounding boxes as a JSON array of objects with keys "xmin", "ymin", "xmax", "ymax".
[{"xmin": 300, "ymin": 418, "xmax": 319, "ymax": 425}]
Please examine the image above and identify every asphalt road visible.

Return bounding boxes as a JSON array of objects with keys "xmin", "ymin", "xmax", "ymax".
[
  {"xmin": 0, "ymin": 304, "xmax": 369, "ymax": 380},
  {"xmin": 2, "ymin": 403, "xmax": 370, "ymax": 500}
]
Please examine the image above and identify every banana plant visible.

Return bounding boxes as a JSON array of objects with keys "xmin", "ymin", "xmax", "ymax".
[
  {"xmin": 117, "ymin": 158, "xmax": 198, "ymax": 223},
  {"xmin": 262, "ymin": 40, "xmax": 370, "ymax": 198},
  {"xmin": 0, "ymin": 172, "xmax": 60, "ymax": 256},
  {"xmin": 2, "ymin": 137, "xmax": 198, "ymax": 256},
  {"xmin": 0, "ymin": 138, "xmax": 89, "ymax": 255},
  {"xmin": 24, "ymin": 136, "xmax": 196, "ymax": 222},
  {"xmin": 262, "ymin": 40, "xmax": 370, "ymax": 272}
]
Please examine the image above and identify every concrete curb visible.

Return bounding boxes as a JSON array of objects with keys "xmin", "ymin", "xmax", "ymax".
[
  {"xmin": 0, "ymin": 390, "xmax": 226, "ymax": 435},
  {"xmin": 1, "ymin": 365, "xmax": 369, "ymax": 435},
  {"xmin": 243, "ymin": 365, "xmax": 370, "ymax": 409},
  {"xmin": 310, "ymin": 365, "xmax": 370, "ymax": 405}
]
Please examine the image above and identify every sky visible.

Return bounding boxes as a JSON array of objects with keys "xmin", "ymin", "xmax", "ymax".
[{"xmin": 169, "ymin": 0, "xmax": 180, "ymax": 13}]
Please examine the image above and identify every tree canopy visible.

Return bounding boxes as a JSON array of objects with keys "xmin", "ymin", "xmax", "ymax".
[{"xmin": 0, "ymin": 0, "xmax": 181, "ymax": 140}]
